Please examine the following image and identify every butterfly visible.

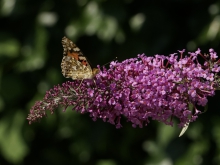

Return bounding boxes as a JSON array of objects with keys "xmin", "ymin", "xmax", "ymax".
[{"xmin": 61, "ymin": 36, "xmax": 99, "ymax": 80}]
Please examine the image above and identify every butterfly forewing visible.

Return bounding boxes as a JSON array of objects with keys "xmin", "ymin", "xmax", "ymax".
[{"xmin": 61, "ymin": 36, "xmax": 98, "ymax": 80}]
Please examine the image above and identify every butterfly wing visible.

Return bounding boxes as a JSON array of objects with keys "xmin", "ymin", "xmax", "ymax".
[{"xmin": 61, "ymin": 36, "xmax": 95, "ymax": 80}]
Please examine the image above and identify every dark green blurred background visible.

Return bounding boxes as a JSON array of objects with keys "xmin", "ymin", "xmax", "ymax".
[{"xmin": 1, "ymin": 0, "xmax": 220, "ymax": 165}]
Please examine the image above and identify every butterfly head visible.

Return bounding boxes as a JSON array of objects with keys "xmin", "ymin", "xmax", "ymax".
[{"xmin": 92, "ymin": 68, "xmax": 100, "ymax": 76}]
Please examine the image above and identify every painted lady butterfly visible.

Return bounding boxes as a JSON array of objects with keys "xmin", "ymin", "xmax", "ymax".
[{"xmin": 61, "ymin": 36, "xmax": 99, "ymax": 80}]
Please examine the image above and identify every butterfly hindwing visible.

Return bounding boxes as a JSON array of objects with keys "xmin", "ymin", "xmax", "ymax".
[{"xmin": 61, "ymin": 36, "xmax": 98, "ymax": 80}]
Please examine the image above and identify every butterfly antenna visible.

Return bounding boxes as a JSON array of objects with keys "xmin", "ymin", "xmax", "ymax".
[{"xmin": 101, "ymin": 57, "xmax": 118, "ymax": 67}]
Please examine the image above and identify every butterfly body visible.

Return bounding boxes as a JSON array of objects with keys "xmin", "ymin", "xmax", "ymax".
[{"xmin": 61, "ymin": 36, "xmax": 99, "ymax": 80}]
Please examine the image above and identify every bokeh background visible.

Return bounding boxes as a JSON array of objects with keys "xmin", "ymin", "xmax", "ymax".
[{"xmin": 1, "ymin": 0, "xmax": 220, "ymax": 165}]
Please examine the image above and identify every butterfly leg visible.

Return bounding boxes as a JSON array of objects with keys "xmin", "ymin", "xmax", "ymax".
[
  {"xmin": 93, "ymin": 79, "xmax": 97, "ymax": 88},
  {"xmin": 75, "ymin": 79, "xmax": 97, "ymax": 90},
  {"xmin": 75, "ymin": 79, "xmax": 84, "ymax": 90}
]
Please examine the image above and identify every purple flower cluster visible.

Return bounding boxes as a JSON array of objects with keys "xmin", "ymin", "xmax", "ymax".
[{"xmin": 27, "ymin": 49, "xmax": 220, "ymax": 128}]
